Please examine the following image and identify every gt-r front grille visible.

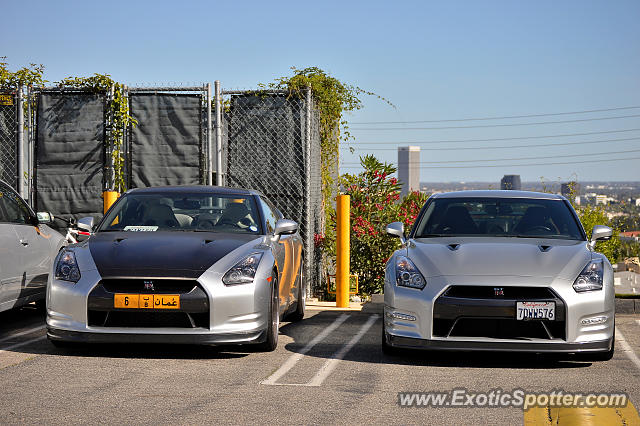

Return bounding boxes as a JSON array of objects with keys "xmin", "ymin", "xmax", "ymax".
[
  {"xmin": 100, "ymin": 279, "xmax": 198, "ymax": 294},
  {"xmin": 443, "ymin": 286, "xmax": 557, "ymax": 299},
  {"xmin": 433, "ymin": 286, "xmax": 566, "ymax": 340},
  {"xmin": 87, "ymin": 279, "xmax": 209, "ymax": 329}
]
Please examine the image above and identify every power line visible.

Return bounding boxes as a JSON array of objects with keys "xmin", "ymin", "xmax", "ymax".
[
  {"xmin": 349, "ymin": 105, "xmax": 640, "ymax": 124},
  {"xmin": 340, "ymin": 136, "xmax": 640, "ymax": 152},
  {"xmin": 341, "ymin": 148, "xmax": 640, "ymax": 166},
  {"xmin": 340, "ymin": 156, "xmax": 640, "ymax": 169},
  {"xmin": 341, "ymin": 128, "xmax": 640, "ymax": 145},
  {"xmin": 349, "ymin": 114, "xmax": 640, "ymax": 131}
]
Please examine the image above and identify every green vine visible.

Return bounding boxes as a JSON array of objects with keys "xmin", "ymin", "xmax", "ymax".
[
  {"xmin": 0, "ymin": 59, "xmax": 47, "ymax": 89},
  {"xmin": 57, "ymin": 74, "xmax": 137, "ymax": 193},
  {"xmin": 260, "ymin": 67, "xmax": 393, "ymax": 214}
]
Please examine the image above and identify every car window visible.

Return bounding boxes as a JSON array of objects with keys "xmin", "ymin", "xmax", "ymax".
[
  {"xmin": 259, "ymin": 197, "xmax": 278, "ymax": 234},
  {"xmin": 0, "ymin": 185, "xmax": 32, "ymax": 225},
  {"xmin": 98, "ymin": 192, "xmax": 261, "ymax": 234},
  {"xmin": 413, "ymin": 197, "xmax": 584, "ymax": 240}
]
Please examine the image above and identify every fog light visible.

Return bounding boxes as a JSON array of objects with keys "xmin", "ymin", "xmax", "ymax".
[
  {"xmin": 580, "ymin": 316, "xmax": 608, "ymax": 325},
  {"xmin": 387, "ymin": 312, "xmax": 417, "ymax": 321}
]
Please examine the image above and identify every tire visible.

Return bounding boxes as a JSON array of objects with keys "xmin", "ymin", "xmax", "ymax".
[
  {"xmin": 287, "ymin": 258, "xmax": 306, "ymax": 322},
  {"xmin": 255, "ymin": 272, "xmax": 279, "ymax": 352},
  {"xmin": 381, "ymin": 325, "xmax": 399, "ymax": 356}
]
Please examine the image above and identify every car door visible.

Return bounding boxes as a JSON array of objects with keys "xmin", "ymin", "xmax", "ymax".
[
  {"xmin": 258, "ymin": 197, "xmax": 292, "ymax": 312},
  {"xmin": 0, "ymin": 183, "xmax": 50, "ymax": 305},
  {"xmin": 0, "ymin": 186, "xmax": 28, "ymax": 310}
]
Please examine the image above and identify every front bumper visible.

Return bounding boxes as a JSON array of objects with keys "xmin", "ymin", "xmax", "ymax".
[
  {"xmin": 384, "ymin": 274, "xmax": 615, "ymax": 353},
  {"xmin": 46, "ymin": 255, "xmax": 274, "ymax": 346},
  {"xmin": 47, "ymin": 327, "xmax": 265, "ymax": 345},
  {"xmin": 385, "ymin": 333, "xmax": 613, "ymax": 353}
]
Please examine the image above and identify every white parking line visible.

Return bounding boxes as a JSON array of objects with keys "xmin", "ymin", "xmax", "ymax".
[
  {"xmin": 616, "ymin": 327, "xmax": 640, "ymax": 372},
  {"xmin": 0, "ymin": 335, "xmax": 46, "ymax": 355},
  {"xmin": 636, "ymin": 320, "xmax": 640, "ymax": 326},
  {"xmin": 261, "ymin": 313, "xmax": 350, "ymax": 385},
  {"xmin": 306, "ymin": 314, "xmax": 379, "ymax": 387},
  {"xmin": 0, "ymin": 325, "xmax": 45, "ymax": 344}
]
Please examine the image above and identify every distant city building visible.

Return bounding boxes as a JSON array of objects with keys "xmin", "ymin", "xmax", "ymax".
[
  {"xmin": 636, "ymin": 199, "xmax": 640, "ymax": 207},
  {"xmin": 398, "ymin": 146, "xmax": 420, "ymax": 197},
  {"xmin": 595, "ymin": 194, "xmax": 615, "ymax": 205},
  {"xmin": 561, "ymin": 181, "xmax": 580, "ymax": 199},
  {"xmin": 500, "ymin": 175, "xmax": 521, "ymax": 190}
]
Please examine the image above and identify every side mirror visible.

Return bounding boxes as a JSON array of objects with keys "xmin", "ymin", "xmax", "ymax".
[
  {"xmin": 77, "ymin": 217, "xmax": 95, "ymax": 233},
  {"xmin": 589, "ymin": 225, "xmax": 612, "ymax": 248},
  {"xmin": 274, "ymin": 219, "xmax": 298, "ymax": 236},
  {"xmin": 386, "ymin": 221, "xmax": 407, "ymax": 245},
  {"xmin": 36, "ymin": 212, "xmax": 53, "ymax": 224}
]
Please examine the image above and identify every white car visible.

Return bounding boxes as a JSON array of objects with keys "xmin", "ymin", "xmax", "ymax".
[
  {"xmin": 383, "ymin": 191, "xmax": 615, "ymax": 360},
  {"xmin": 0, "ymin": 180, "xmax": 65, "ymax": 313}
]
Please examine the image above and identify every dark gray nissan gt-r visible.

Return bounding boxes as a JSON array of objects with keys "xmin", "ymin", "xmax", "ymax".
[{"xmin": 47, "ymin": 186, "xmax": 305, "ymax": 351}]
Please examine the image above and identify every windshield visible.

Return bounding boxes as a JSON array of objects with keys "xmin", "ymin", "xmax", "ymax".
[
  {"xmin": 413, "ymin": 197, "xmax": 584, "ymax": 240},
  {"xmin": 98, "ymin": 193, "xmax": 262, "ymax": 234}
]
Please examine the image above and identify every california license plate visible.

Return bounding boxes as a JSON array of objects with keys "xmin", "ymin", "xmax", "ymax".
[
  {"xmin": 516, "ymin": 301, "xmax": 555, "ymax": 320},
  {"xmin": 114, "ymin": 294, "xmax": 180, "ymax": 310}
]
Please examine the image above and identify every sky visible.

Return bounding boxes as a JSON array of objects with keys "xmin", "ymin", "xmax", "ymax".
[{"xmin": 2, "ymin": 0, "xmax": 639, "ymax": 183}]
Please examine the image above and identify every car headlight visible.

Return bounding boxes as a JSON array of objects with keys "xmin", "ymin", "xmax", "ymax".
[
  {"xmin": 54, "ymin": 250, "xmax": 81, "ymax": 283},
  {"xmin": 573, "ymin": 258, "xmax": 604, "ymax": 292},
  {"xmin": 222, "ymin": 253, "xmax": 263, "ymax": 285},
  {"xmin": 395, "ymin": 255, "xmax": 426, "ymax": 289}
]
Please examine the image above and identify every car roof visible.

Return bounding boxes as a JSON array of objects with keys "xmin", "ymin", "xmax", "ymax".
[
  {"xmin": 430, "ymin": 190, "xmax": 567, "ymax": 200},
  {"xmin": 125, "ymin": 185, "xmax": 263, "ymax": 197}
]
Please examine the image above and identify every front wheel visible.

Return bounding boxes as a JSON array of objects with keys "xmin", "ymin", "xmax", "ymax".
[{"xmin": 255, "ymin": 272, "xmax": 279, "ymax": 352}]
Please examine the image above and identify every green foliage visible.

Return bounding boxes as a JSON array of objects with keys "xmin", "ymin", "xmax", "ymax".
[
  {"xmin": 58, "ymin": 74, "xmax": 137, "ymax": 193},
  {"xmin": 576, "ymin": 205, "xmax": 621, "ymax": 263},
  {"xmin": 337, "ymin": 155, "xmax": 401, "ymax": 296},
  {"xmin": 261, "ymin": 67, "xmax": 392, "ymax": 212},
  {"xmin": 0, "ymin": 59, "xmax": 47, "ymax": 89},
  {"xmin": 620, "ymin": 240, "xmax": 640, "ymax": 259}
]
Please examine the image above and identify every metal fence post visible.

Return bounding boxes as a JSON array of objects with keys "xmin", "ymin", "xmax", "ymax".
[
  {"xmin": 206, "ymin": 83, "xmax": 213, "ymax": 185},
  {"xmin": 304, "ymin": 86, "xmax": 313, "ymax": 299},
  {"xmin": 214, "ymin": 80, "xmax": 223, "ymax": 186},
  {"xmin": 26, "ymin": 85, "xmax": 33, "ymax": 204},
  {"xmin": 16, "ymin": 84, "xmax": 24, "ymax": 197}
]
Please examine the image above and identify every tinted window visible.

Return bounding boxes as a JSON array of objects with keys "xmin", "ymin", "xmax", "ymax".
[
  {"xmin": 0, "ymin": 185, "xmax": 32, "ymax": 224},
  {"xmin": 259, "ymin": 197, "xmax": 278, "ymax": 234},
  {"xmin": 414, "ymin": 197, "xmax": 584, "ymax": 240},
  {"xmin": 98, "ymin": 193, "xmax": 261, "ymax": 234}
]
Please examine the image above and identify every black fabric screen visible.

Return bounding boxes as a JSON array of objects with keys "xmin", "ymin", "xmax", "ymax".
[
  {"xmin": 36, "ymin": 92, "xmax": 104, "ymax": 226},
  {"xmin": 129, "ymin": 94, "xmax": 202, "ymax": 188}
]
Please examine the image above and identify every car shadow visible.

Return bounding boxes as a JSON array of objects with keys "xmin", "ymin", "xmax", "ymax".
[{"xmin": 280, "ymin": 310, "xmax": 594, "ymax": 370}]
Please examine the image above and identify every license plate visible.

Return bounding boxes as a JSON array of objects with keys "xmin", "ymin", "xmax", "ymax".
[
  {"xmin": 516, "ymin": 301, "xmax": 555, "ymax": 320},
  {"xmin": 114, "ymin": 294, "xmax": 180, "ymax": 310}
]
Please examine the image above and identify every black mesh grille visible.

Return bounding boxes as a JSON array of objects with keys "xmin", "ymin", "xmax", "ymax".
[{"xmin": 89, "ymin": 311, "xmax": 209, "ymax": 328}]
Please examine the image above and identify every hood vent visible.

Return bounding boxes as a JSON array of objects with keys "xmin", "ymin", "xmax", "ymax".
[
  {"xmin": 538, "ymin": 245, "xmax": 552, "ymax": 252},
  {"xmin": 447, "ymin": 243, "xmax": 461, "ymax": 251}
]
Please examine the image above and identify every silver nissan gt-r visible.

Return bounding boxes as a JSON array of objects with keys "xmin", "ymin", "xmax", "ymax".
[
  {"xmin": 47, "ymin": 186, "xmax": 305, "ymax": 351},
  {"xmin": 383, "ymin": 190, "xmax": 615, "ymax": 360}
]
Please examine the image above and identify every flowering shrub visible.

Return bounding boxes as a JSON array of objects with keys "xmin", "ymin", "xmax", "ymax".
[
  {"xmin": 398, "ymin": 191, "xmax": 430, "ymax": 232},
  {"xmin": 338, "ymin": 155, "xmax": 401, "ymax": 295}
]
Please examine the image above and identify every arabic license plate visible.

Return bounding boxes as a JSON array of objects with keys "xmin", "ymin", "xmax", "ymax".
[
  {"xmin": 516, "ymin": 301, "xmax": 555, "ymax": 320},
  {"xmin": 114, "ymin": 294, "xmax": 180, "ymax": 310}
]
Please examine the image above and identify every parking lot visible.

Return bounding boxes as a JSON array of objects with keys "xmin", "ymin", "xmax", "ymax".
[{"xmin": 1, "ymin": 303, "xmax": 639, "ymax": 424}]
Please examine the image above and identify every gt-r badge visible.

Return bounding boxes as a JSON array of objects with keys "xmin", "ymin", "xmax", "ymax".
[
  {"xmin": 144, "ymin": 280, "xmax": 155, "ymax": 291},
  {"xmin": 494, "ymin": 287, "xmax": 504, "ymax": 297}
]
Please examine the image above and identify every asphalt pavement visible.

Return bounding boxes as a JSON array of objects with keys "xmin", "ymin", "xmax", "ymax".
[{"xmin": 0, "ymin": 303, "xmax": 639, "ymax": 425}]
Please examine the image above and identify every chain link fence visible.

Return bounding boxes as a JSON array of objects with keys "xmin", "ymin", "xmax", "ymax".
[
  {"xmin": 8, "ymin": 83, "xmax": 325, "ymax": 296},
  {"xmin": 223, "ymin": 89, "xmax": 323, "ymax": 296},
  {"xmin": 0, "ymin": 91, "xmax": 18, "ymax": 189}
]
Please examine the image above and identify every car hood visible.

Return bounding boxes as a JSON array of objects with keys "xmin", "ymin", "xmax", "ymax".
[
  {"xmin": 408, "ymin": 237, "xmax": 591, "ymax": 280},
  {"xmin": 89, "ymin": 231, "xmax": 262, "ymax": 278}
]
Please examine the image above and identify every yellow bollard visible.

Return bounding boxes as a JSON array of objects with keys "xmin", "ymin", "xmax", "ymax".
[
  {"xmin": 103, "ymin": 191, "xmax": 119, "ymax": 214},
  {"xmin": 336, "ymin": 194, "xmax": 350, "ymax": 308}
]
